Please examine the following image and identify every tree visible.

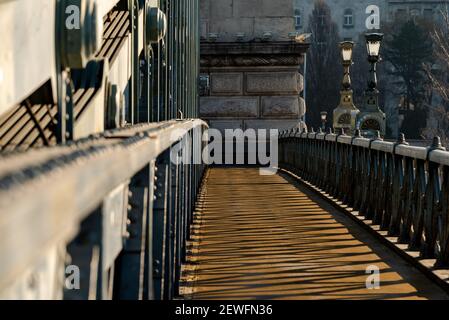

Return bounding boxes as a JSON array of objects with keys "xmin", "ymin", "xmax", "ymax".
[
  {"xmin": 383, "ymin": 20, "xmax": 433, "ymax": 138},
  {"xmin": 423, "ymin": 8, "xmax": 449, "ymax": 145},
  {"xmin": 305, "ymin": 0, "xmax": 341, "ymax": 129}
]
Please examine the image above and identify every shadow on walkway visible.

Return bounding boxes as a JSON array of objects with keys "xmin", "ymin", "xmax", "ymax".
[{"xmin": 180, "ymin": 168, "xmax": 449, "ymax": 300}]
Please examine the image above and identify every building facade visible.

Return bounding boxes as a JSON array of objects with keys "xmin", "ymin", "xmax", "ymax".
[
  {"xmin": 198, "ymin": 0, "xmax": 449, "ymax": 138},
  {"xmin": 294, "ymin": 0, "xmax": 387, "ymax": 41},
  {"xmin": 199, "ymin": 0, "xmax": 309, "ymax": 137},
  {"xmin": 294, "ymin": 0, "xmax": 448, "ymax": 41}
]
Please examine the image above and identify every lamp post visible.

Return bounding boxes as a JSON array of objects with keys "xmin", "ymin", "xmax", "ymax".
[
  {"xmin": 320, "ymin": 111, "xmax": 328, "ymax": 131},
  {"xmin": 333, "ymin": 41, "xmax": 359, "ymax": 133},
  {"xmin": 295, "ymin": 33, "xmax": 312, "ymax": 125},
  {"xmin": 366, "ymin": 33, "xmax": 383, "ymax": 91},
  {"xmin": 357, "ymin": 33, "xmax": 386, "ymax": 137}
]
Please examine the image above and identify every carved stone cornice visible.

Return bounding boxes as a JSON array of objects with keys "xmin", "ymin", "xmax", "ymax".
[
  {"xmin": 200, "ymin": 41, "xmax": 309, "ymax": 68},
  {"xmin": 200, "ymin": 55, "xmax": 304, "ymax": 67}
]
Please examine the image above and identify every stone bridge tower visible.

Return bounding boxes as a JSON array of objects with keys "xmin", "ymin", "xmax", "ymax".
[{"xmin": 199, "ymin": 0, "xmax": 309, "ymax": 135}]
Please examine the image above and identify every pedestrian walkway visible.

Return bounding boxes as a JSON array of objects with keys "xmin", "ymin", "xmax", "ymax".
[{"xmin": 180, "ymin": 167, "xmax": 449, "ymax": 300}]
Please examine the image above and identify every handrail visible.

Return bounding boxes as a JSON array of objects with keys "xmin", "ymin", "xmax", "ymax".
[
  {"xmin": 279, "ymin": 130, "xmax": 449, "ymax": 268},
  {"xmin": 0, "ymin": 119, "xmax": 208, "ymax": 298}
]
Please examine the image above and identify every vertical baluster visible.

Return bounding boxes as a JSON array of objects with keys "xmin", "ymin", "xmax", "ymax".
[
  {"xmin": 347, "ymin": 142, "xmax": 354, "ymax": 203},
  {"xmin": 280, "ymin": 132, "xmax": 284, "ymax": 167},
  {"xmin": 422, "ymin": 137, "xmax": 446, "ymax": 258},
  {"xmin": 337, "ymin": 139, "xmax": 345, "ymax": 201},
  {"xmin": 409, "ymin": 159, "xmax": 426, "ymax": 250},
  {"xmin": 389, "ymin": 153, "xmax": 404, "ymax": 236},
  {"xmin": 365, "ymin": 148, "xmax": 376, "ymax": 219},
  {"xmin": 343, "ymin": 144, "xmax": 351, "ymax": 203},
  {"xmin": 422, "ymin": 161, "xmax": 440, "ymax": 258},
  {"xmin": 352, "ymin": 145, "xmax": 362, "ymax": 211},
  {"xmin": 398, "ymin": 157, "xmax": 414, "ymax": 243},
  {"xmin": 359, "ymin": 147, "xmax": 370, "ymax": 217},
  {"xmin": 373, "ymin": 151, "xmax": 386, "ymax": 225},
  {"xmin": 323, "ymin": 129, "xmax": 331, "ymax": 191},
  {"xmin": 346, "ymin": 140, "xmax": 357, "ymax": 208},
  {"xmin": 381, "ymin": 152, "xmax": 394, "ymax": 230},
  {"xmin": 330, "ymin": 133, "xmax": 337, "ymax": 197},
  {"xmin": 372, "ymin": 150, "xmax": 381, "ymax": 222},
  {"xmin": 312, "ymin": 131, "xmax": 319, "ymax": 185},
  {"xmin": 327, "ymin": 135, "xmax": 335, "ymax": 195},
  {"xmin": 372, "ymin": 151, "xmax": 382, "ymax": 224},
  {"xmin": 436, "ymin": 165, "xmax": 449, "ymax": 267},
  {"xmin": 319, "ymin": 135, "xmax": 326, "ymax": 189}
]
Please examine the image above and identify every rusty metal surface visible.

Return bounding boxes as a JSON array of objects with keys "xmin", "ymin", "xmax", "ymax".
[{"xmin": 181, "ymin": 168, "xmax": 449, "ymax": 300}]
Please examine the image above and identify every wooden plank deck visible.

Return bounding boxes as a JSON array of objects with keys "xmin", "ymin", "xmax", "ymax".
[{"xmin": 180, "ymin": 168, "xmax": 449, "ymax": 300}]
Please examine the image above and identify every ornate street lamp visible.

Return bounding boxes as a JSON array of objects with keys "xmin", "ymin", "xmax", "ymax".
[
  {"xmin": 320, "ymin": 111, "xmax": 328, "ymax": 130},
  {"xmin": 357, "ymin": 33, "xmax": 386, "ymax": 137},
  {"xmin": 340, "ymin": 41, "xmax": 353, "ymax": 91},
  {"xmin": 366, "ymin": 33, "xmax": 383, "ymax": 90},
  {"xmin": 333, "ymin": 41, "xmax": 359, "ymax": 133}
]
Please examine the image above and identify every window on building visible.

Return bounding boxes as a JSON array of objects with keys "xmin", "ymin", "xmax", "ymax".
[
  {"xmin": 423, "ymin": 8, "xmax": 433, "ymax": 20},
  {"xmin": 295, "ymin": 8, "xmax": 302, "ymax": 30},
  {"xmin": 343, "ymin": 9, "xmax": 354, "ymax": 28},
  {"xmin": 395, "ymin": 9, "xmax": 406, "ymax": 21},
  {"xmin": 410, "ymin": 8, "xmax": 420, "ymax": 21},
  {"xmin": 317, "ymin": 42, "xmax": 326, "ymax": 49}
]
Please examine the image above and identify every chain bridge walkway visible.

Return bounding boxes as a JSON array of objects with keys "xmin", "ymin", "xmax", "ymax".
[
  {"xmin": 2, "ymin": 121, "xmax": 449, "ymax": 300},
  {"xmin": 180, "ymin": 167, "xmax": 448, "ymax": 300}
]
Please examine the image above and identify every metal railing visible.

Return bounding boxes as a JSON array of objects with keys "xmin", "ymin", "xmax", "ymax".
[
  {"xmin": 279, "ymin": 129, "xmax": 449, "ymax": 268},
  {"xmin": 0, "ymin": 119, "xmax": 207, "ymax": 299}
]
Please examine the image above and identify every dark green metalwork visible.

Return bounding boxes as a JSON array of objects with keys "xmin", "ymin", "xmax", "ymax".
[
  {"xmin": 136, "ymin": 0, "xmax": 200, "ymax": 123},
  {"xmin": 280, "ymin": 131, "xmax": 449, "ymax": 268},
  {"xmin": 0, "ymin": 0, "xmax": 202, "ymax": 300}
]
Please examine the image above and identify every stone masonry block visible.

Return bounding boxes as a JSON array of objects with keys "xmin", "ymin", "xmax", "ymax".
[
  {"xmin": 233, "ymin": 0, "xmax": 262, "ymax": 18},
  {"xmin": 209, "ymin": 18, "xmax": 254, "ymax": 42},
  {"xmin": 210, "ymin": 0, "xmax": 233, "ymax": 19},
  {"xmin": 234, "ymin": 0, "xmax": 293, "ymax": 18},
  {"xmin": 261, "ymin": 1, "xmax": 294, "ymax": 17},
  {"xmin": 200, "ymin": 20, "xmax": 208, "ymax": 39},
  {"xmin": 200, "ymin": 96, "xmax": 259, "ymax": 118},
  {"xmin": 261, "ymin": 96, "xmax": 305, "ymax": 118},
  {"xmin": 210, "ymin": 73, "xmax": 243, "ymax": 95},
  {"xmin": 200, "ymin": 0, "xmax": 210, "ymax": 16},
  {"xmin": 246, "ymin": 72, "xmax": 300, "ymax": 95},
  {"xmin": 254, "ymin": 17, "xmax": 295, "ymax": 41},
  {"xmin": 244, "ymin": 119, "xmax": 303, "ymax": 132},
  {"xmin": 208, "ymin": 119, "xmax": 244, "ymax": 135}
]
